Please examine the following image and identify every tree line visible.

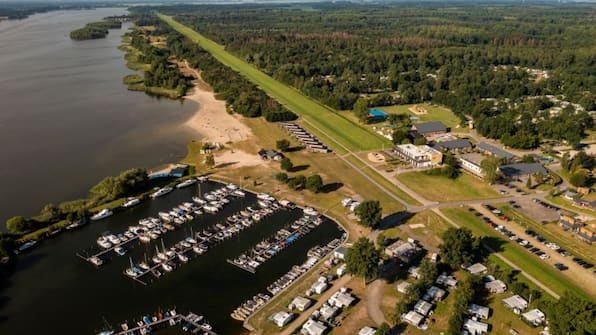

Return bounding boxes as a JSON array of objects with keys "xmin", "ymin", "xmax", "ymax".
[
  {"xmin": 147, "ymin": 3, "xmax": 594, "ymax": 147},
  {"xmin": 70, "ymin": 19, "xmax": 122, "ymax": 40}
]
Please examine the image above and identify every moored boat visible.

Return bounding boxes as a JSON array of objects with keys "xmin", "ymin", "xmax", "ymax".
[{"xmin": 91, "ymin": 208, "xmax": 113, "ymax": 221}]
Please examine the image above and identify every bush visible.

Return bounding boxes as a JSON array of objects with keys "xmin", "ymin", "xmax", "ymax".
[{"xmin": 306, "ymin": 174, "xmax": 323, "ymax": 193}]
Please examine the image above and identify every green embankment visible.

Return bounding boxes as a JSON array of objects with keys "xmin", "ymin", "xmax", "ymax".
[{"xmin": 158, "ymin": 14, "xmax": 390, "ymax": 152}]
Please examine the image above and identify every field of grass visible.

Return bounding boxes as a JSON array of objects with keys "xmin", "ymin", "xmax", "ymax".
[
  {"xmin": 381, "ymin": 210, "xmax": 450, "ymax": 249},
  {"xmin": 396, "ymin": 172, "xmax": 499, "ymax": 202},
  {"xmin": 378, "ymin": 103, "xmax": 468, "ymax": 132},
  {"xmin": 440, "ymin": 207, "xmax": 591, "ymax": 300},
  {"xmin": 158, "ymin": 14, "xmax": 390, "ymax": 151},
  {"xmin": 497, "ymin": 204, "xmax": 596, "ymax": 264}
]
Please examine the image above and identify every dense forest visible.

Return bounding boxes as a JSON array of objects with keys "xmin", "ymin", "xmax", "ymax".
[
  {"xmin": 132, "ymin": 14, "xmax": 297, "ymax": 122},
  {"xmin": 70, "ymin": 19, "xmax": 122, "ymax": 40},
  {"xmin": 0, "ymin": 3, "xmax": 93, "ymax": 20},
  {"xmin": 146, "ymin": 2, "xmax": 595, "ymax": 148}
]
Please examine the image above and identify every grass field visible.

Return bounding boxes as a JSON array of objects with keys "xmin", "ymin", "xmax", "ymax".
[
  {"xmin": 546, "ymin": 194, "xmax": 596, "ymax": 217},
  {"xmin": 396, "ymin": 172, "xmax": 499, "ymax": 202},
  {"xmin": 440, "ymin": 207, "xmax": 591, "ymax": 300},
  {"xmin": 381, "ymin": 210, "xmax": 450, "ymax": 249},
  {"xmin": 158, "ymin": 14, "xmax": 390, "ymax": 151},
  {"xmin": 378, "ymin": 103, "xmax": 468, "ymax": 132}
]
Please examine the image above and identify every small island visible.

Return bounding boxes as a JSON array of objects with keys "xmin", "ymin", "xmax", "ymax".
[{"xmin": 70, "ymin": 19, "xmax": 121, "ymax": 40}]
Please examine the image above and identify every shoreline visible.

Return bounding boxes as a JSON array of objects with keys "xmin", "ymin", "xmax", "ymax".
[{"xmin": 180, "ymin": 61, "xmax": 254, "ymax": 144}]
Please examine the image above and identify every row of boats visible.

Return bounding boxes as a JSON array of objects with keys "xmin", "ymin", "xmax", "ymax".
[
  {"xmin": 230, "ymin": 236, "xmax": 345, "ymax": 321},
  {"xmin": 229, "ymin": 215, "xmax": 323, "ymax": 273},
  {"xmin": 98, "ymin": 309, "xmax": 214, "ymax": 335},
  {"xmin": 122, "ymin": 195, "xmax": 290, "ymax": 282},
  {"xmin": 91, "ymin": 184, "xmax": 241, "ymax": 257}
]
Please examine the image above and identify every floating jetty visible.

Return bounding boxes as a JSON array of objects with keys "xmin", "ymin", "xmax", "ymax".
[
  {"xmin": 227, "ymin": 215, "xmax": 323, "ymax": 273},
  {"xmin": 106, "ymin": 309, "xmax": 217, "ymax": 335},
  {"xmin": 230, "ymin": 235, "xmax": 346, "ymax": 322}
]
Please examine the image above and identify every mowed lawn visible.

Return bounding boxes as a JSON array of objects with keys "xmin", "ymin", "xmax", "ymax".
[
  {"xmin": 159, "ymin": 14, "xmax": 390, "ymax": 151},
  {"xmin": 379, "ymin": 103, "xmax": 468, "ymax": 132},
  {"xmin": 440, "ymin": 207, "xmax": 592, "ymax": 300},
  {"xmin": 396, "ymin": 172, "xmax": 499, "ymax": 202}
]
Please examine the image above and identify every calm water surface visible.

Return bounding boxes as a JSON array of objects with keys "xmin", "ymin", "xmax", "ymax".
[
  {"xmin": 0, "ymin": 8, "xmax": 197, "ymax": 223},
  {"xmin": 0, "ymin": 181, "xmax": 344, "ymax": 334}
]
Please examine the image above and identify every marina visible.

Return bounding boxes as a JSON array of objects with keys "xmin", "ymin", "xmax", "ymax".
[
  {"xmin": 230, "ymin": 236, "xmax": 346, "ymax": 322},
  {"xmin": 3, "ymin": 179, "xmax": 345, "ymax": 335},
  {"xmin": 227, "ymin": 211, "xmax": 324, "ymax": 273}
]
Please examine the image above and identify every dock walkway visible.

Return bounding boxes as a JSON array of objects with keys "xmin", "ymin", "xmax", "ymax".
[{"xmin": 111, "ymin": 312, "xmax": 216, "ymax": 335}]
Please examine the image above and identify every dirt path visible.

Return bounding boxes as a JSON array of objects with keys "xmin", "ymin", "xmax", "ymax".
[
  {"xmin": 366, "ymin": 279, "xmax": 388, "ymax": 325},
  {"xmin": 278, "ymin": 275, "xmax": 353, "ymax": 335},
  {"xmin": 473, "ymin": 205, "xmax": 596, "ymax": 298}
]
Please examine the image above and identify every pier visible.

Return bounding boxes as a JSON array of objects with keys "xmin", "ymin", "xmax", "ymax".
[
  {"xmin": 228, "ymin": 215, "xmax": 323, "ymax": 273},
  {"xmin": 111, "ymin": 312, "xmax": 217, "ymax": 335},
  {"xmin": 76, "ymin": 235, "xmax": 139, "ymax": 265}
]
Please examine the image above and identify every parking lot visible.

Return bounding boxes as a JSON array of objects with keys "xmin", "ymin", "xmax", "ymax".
[
  {"xmin": 470, "ymin": 204, "xmax": 596, "ymax": 295},
  {"xmin": 512, "ymin": 197, "xmax": 561, "ymax": 223}
]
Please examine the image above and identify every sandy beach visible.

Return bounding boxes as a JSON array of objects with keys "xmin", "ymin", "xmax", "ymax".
[{"xmin": 180, "ymin": 61, "xmax": 266, "ymax": 168}]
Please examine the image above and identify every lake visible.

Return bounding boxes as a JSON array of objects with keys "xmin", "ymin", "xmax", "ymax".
[{"xmin": 0, "ymin": 8, "xmax": 198, "ymax": 224}]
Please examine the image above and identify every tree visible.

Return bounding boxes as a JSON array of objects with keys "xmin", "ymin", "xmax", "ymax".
[
  {"xmin": 276, "ymin": 139, "xmax": 290, "ymax": 152},
  {"xmin": 542, "ymin": 292, "xmax": 596, "ymax": 335},
  {"xmin": 392, "ymin": 128, "xmax": 410, "ymax": 144},
  {"xmin": 419, "ymin": 258, "xmax": 439, "ymax": 287},
  {"xmin": 205, "ymin": 154, "xmax": 215, "ymax": 168},
  {"xmin": 413, "ymin": 137, "xmax": 427, "ymax": 145},
  {"xmin": 41, "ymin": 203, "xmax": 60, "ymax": 220},
  {"xmin": 345, "ymin": 237, "xmax": 379, "ymax": 283},
  {"xmin": 376, "ymin": 323, "xmax": 391, "ymax": 335},
  {"xmin": 353, "ymin": 98, "xmax": 370, "ymax": 123},
  {"xmin": 439, "ymin": 228, "xmax": 479, "ymax": 268},
  {"xmin": 355, "ymin": 200, "xmax": 382, "ymax": 228},
  {"xmin": 288, "ymin": 175, "xmax": 306, "ymax": 190},
  {"xmin": 306, "ymin": 174, "xmax": 323, "ymax": 193},
  {"xmin": 280, "ymin": 157, "xmax": 293, "ymax": 171},
  {"xmin": 569, "ymin": 170, "xmax": 589, "ymax": 187},
  {"xmin": 481, "ymin": 157, "xmax": 501, "ymax": 184},
  {"xmin": 6, "ymin": 216, "xmax": 27, "ymax": 234}
]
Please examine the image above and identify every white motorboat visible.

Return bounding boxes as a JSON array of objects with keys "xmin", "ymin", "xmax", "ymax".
[
  {"xmin": 178, "ymin": 254, "xmax": 189, "ymax": 262},
  {"xmin": 122, "ymin": 198, "xmax": 140, "ymax": 208},
  {"xmin": 150, "ymin": 187, "xmax": 173, "ymax": 199},
  {"xmin": 303, "ymin": 207, "xmax": 319, "ymax": 216},
  {"xmin": 176, "ymin": 178, "xmax": 197, "ymax": 189},
  {"xmin": 89, "ymin": 256, "xmax": 103, "ymax": 266},
  {"xmin": 161, "ymin": 263, "xmax": 173, "ymax": 272},
  {"xmin": 91, "ymin": 209, "xmax": 113, "ymax": 221},
  {"xmin": 232, "ymin": 189, "xmax": 246, "ymax": 197}
]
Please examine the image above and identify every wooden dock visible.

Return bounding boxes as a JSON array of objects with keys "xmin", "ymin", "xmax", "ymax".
[{"xmin": 111, "ymin": 312, "xmax": 217, "ymax": 335}]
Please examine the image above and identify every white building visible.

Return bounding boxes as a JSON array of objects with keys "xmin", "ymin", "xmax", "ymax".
[
  {"xmin": 459, "ymin": 153, "xmax": 484, "ymax": 177},
  {"xmin": 465, "ymin": 263, "xmax": 488, "ymax": 275},
  {"xmin": 270, "ymin": 311, "xmax": 294, "ymax": 327},
  {"xmin": 436, "ymin": 273, "xmax": 458, "ymax": 288},
  {"xmin": 396, "ymin": 281, "xmax": 412, "ymax": 294},
  {"xmin": 414, "ymin": 300, "xmax": 433, "ymax": 316},
  {"xmin": 329, "ymin": 290, "xmax": 356, "ymax": 308},
  {"xmin": 522, "ymin": 309, "xmax": 546, "ymax": 326},
  {"xmin": 337, "ymin": 263, "xmax": 347, "ymax": 277},
  {"xmin": 393, "ymin": 144, "xmax": 443, "ymax": 168},
  {"xmin": 468, "ymin": 303, "xmax": 491, "ymax": 319},
  {"xmin": 503, "ymin": 295, "xmax": 528, "ymax": 312},
  {"xmin": 402, "ymin": 310, "xmax": 425, "ymax": 328},
  {"xmin": 319, "ymin": 304, "xmax": 339, "ymax": 320},
  {"xmin": 485, "ymin": 279, "xmax": 507, "ymax": 294},
  {"xmin": 302, "ymin": 319, "xmax": 327, "ymax": 335},
  {"xmin": 290, "ymin": 296, "xmax": 312, "ymax": 312},
  {"xmin": 463, "ymin": 318, "xmax": 489, "ymax": 334},
  {"xmin": 311, "ymin": 281, "xmax": 329, "ymax": 295},
  {"xmin": 334, "ymin": 247, "xmax": 347, "ymax": 260},
  {"xmin": 359, "ymin": 326, "xmax": 377, "ymax": 335}
]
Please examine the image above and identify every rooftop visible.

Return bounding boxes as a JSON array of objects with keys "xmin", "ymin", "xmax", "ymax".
[
  {"xmin": 433, "ymin": 139, "xmax": 472, "ymax": 151},
  {"xmin": 460, "ymin": 153, "xmax": 485, "ymax": 166},
  {"xmin": 499, "ymin": 163, "xmax": 547, "ymax": 177},
  {"xmin": 478, "ymin": 142, "xmax": 516, "ymax": 160},
  {"xmin": 503, "ymin": 294, "xmax": 528, "ymax": 310},
  {"xmin": 414, "ymin": 121, "xmax": 447, "ymax": 134},
  {"xmin": 396, "ymin": 144, "xmax": 441, "ymax": 157}
]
